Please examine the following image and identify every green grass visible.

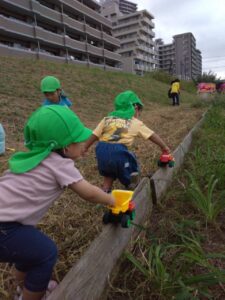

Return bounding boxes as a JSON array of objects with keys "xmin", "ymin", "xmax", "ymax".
[
  {"xmin": 186, "ymin": 172, "xmax": 225, "ymax": 223},
  {"xmin": 0, "ymin": 56, "xmax": 199, "ymax": 110},
  {"xmin": 106, "ymin": 98, "xmax": 225, "ymax": 300},
  {"xmin": 145, "ymin": 70, "xmax": 197, "ymax": 93}
]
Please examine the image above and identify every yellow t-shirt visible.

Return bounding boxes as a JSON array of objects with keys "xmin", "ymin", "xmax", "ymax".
[
  {"xmin": 171, "ymin": 82, "xmax": 180, "ymax": 93},
  {"xmin": 93, "ymin": 116, "xmax": 154, "ymax": 147}
]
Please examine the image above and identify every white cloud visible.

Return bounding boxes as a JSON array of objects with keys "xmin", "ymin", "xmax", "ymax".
[{"xmin": 135, "ymin": 0, "xmax": 225, "ymax": 78}]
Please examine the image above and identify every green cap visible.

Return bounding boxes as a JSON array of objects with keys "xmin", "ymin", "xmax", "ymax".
[
  {"xmin": 41, "ymin": 76, "xmax": 61, "ymax": 93},
  {"xmin": 126, "ymin": 90, "xmax": 144, "ymax": 107},
  {"xmin": 108, "ymin": 90, "xmax": 135, "ymax": 120},
  {"xmin": 9, "ymin": 105, "xmax": 92, "ymax": 174}
]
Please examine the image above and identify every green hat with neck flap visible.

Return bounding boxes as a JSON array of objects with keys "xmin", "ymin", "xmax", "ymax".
[
  {"xmin": 9, "ymin": 105, "xmax": 92, "ymax": 174},
  {"xmin": 126, "ymin": 90, "xmax": 144, "ymax": 107},
  {"xmin": 108, "ymin": 90, "xmax": 136, "ymax": 119}
]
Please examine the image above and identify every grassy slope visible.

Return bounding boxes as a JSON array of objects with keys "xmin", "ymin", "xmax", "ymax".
[
  {"xmin": 0, "ymin": 56, "xmax": 206, "ymax": 299},
  {"xmin": 0, "ymin": 56, "xmax": 202, "ymax": 157},
  {"xmin": 0, "ymin": 56, "xmax": 197, "ymax": 117}
]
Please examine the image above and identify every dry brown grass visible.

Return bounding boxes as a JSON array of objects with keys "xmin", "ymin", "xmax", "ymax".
[{"xmin": 0, "ymin": 56, "xmax": 205, "ymax": 299}]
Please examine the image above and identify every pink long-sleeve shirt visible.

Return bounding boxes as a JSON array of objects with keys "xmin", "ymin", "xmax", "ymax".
[{"xmin": 0, "ymin": 152, "xmax": 83, "ymax": 225}]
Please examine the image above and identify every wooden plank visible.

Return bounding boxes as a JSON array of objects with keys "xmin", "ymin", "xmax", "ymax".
[
  {"xmin": 150, "ymin": 112, "xmax": 206, "ymax": 204},
  {"xmin": 48, "ymin": 177, "xmax": 151, "ymax": 300}
]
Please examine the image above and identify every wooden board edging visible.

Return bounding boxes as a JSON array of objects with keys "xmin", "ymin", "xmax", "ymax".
[
  {"xmin": 150, "ymin": 112, "xmax": 206, "ymax": 204},
  {"xmin": 48, "ymin": 177, "xmax": 151, "ymax": 300}
]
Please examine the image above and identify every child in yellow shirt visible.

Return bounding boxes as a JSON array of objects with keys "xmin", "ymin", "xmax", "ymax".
[
  {"xmin": 171, "ymin": 79, "xmax": 180, "ymax": 106},
  {"xmin": 84, "ymin": 90, "xmax": 170, "ymax": 192}
]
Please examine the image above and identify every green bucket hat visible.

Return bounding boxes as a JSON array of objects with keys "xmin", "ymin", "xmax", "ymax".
[
  {"xmin": 41, "ymin": 76, "xmax": 61, "ymax": 93},
  {"xmin": 9, "ymin": 105, "xmax": 92, "ymax": 174},
  {"xmin": 125, "ymin": 90, "xmax": 144, "ymax": 107},
  {"xmin": 108, "ymin": 90, "xmax": 135, "ymax": 119}
]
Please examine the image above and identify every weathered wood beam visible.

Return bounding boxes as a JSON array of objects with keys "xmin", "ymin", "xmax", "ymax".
[
  {"xmin": 150, "ymin": 112, "xmax": 206, "ymax": 204},
  {"xmin": 48, "ymin": 177, "xmax": 151, "ymax": 300}
]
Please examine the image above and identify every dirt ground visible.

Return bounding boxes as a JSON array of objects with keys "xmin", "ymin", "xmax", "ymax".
[{"xmin": 0, "ymin": 102, "xmax": 205, "ymax": 299}]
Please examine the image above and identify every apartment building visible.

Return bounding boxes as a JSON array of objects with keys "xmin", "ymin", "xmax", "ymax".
[
  {"xmin": 118, "ymin": 0, "xmax": 137, "ymax": 14},
  {"xmin": 101, "ymin": 0, "xmax": 156, "ymax": 75},
  {"xmin": 101, "ymin": 0, "xmax": 137, "ymax": 14},
  {"xmin": 155, "ymin": 38, "xmax": 174, "ymax": 73},
  {"xmin": 156, "ymin": 32, "xmax": 202, "ymax": 79},
  {"xmin": 193, "ymin": 49, "xmax": 202, "ymax": 79},
  {"xmin": 0, "ymin": 0, "xmax": 122, "ymax": 71}
]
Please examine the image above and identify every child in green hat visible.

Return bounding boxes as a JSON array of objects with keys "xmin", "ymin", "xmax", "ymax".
[
  {"xmin": 0, "ymin": 106, "xmax": 115, "ymax": 300},
  {"xmin": 84, "ymin": 90, "xmax": 170, "ymax": 192},
  {"xmin": 41, "ymin": 76, "xmax": 72, "ymax": 107}
]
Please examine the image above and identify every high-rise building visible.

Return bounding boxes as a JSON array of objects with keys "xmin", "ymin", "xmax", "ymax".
[
  {"xmin": 156, "ymin": 33, "xmax": 202, "ymax": 79},
  {"xmin": 101, "ymin": 0, "xmax": 156, "ymax": 75},
  {"xmin": 118, "ymin": 0, "xmax": 137, "ymax": 14},
  {"xmin": 0, "ymin": 0, "xmax": 121, "ymax": 71},
  {"xmin": 155, "ymin": 38, "xmax": 174, "ymax": 74},
  {"xmin": 101, "ymin": 0, "xmax": 137, "ymax": 14}
]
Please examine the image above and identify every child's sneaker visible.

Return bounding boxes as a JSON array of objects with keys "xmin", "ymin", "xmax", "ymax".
[
  {"xmin": 42, "ymin": 280, "xmax": 58, "ymax": 299},
  {"xmin": 14, "ymin": 286, "xmax": 22, "ymax": 300},
  {"xmin": 14, "ymin": 280, "xmax": 58, "ymax": 300}
]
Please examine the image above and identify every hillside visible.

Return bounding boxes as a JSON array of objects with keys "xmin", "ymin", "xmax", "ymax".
[{"xmin": 0, "ymin": 56, "xmax": 205, "ymax": 299}]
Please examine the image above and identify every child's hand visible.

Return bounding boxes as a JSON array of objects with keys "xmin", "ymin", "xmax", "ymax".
[
  {"xmin": 162, "ymin": 146, "xmax": 171, "ymax": 153},
  {"xmin": 108, "ymin": 195, "xmax": 115, "ymax": 207}
]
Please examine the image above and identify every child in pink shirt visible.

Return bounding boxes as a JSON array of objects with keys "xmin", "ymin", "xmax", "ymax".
[{"xmin": 0, "ymin": 105, "xmax": 115, "ymax": 300}]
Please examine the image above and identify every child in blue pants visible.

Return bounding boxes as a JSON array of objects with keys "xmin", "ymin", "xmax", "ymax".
[
  {"xmin": 84, "ymin": 90, "xmax": 170, "ymax": 192},
  {"xmin": 0, "ymin": 106, "xmax": 115, "ymax": 300}
]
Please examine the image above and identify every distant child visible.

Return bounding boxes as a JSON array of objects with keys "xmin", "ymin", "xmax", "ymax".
[
  {"xmin": 84, "ymin": 90, "xmax": 170, "ymax": 193},
  {"xmin": 170, "ymin": 78, "xmax": 180, "ymax": 106},
  {"xmin": 0, "ymin": 106, "xmax": 115, "ymax": 300},
  {"xmin": 41, "ymin": 76, "xmax": 72, "ymax": 107}
]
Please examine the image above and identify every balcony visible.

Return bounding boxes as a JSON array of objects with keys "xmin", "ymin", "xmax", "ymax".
[
  {"xmin": 0, "ymin": 43, "xmax": 36, "ymax": 58},
  {"xmin": 118, "ymin": 45, "xmax": 135, "ymax": 54},
  {"xmin": 0, "ymin": 15, "xmax": 34, "ymax": 40},
  {"xmin": 141, "ymin": 17, "xmax": 155, "ymax": 28},
  {"xmin": 65, "ymin": 37, "xmax": 86, "ymax": 52},
  {"xmin": 1, "ymin": 0, "xmax": 31, "ymax": 14},
  {"xmin": 134, "ymin": 64, "xmax": 154, "ymax": 72},
  {"xmin": 137, "ymin": 44, "xmax": 155, "ymax": 55},
  {"xmin": 135, "ymin": 53, "xmax": 155, "ymax": 63},
  {"xmin": 138, "ymin": 35, "xmax": 154, "ymax": 46},
  {"xmin": 139, "ymin": 27, "xmax": 155, "ymax": 37},
  {"xmin": 104, "ymin": 49, "xmax": 121, "ymax": 62},
  {"xmin": 35, "ymin": 27, "xmax": 64, "ymax": 46},
  {"xmin": 119, "ymin": 36, "xmax": 138, "ymax": 45},
  {"xmin": 63, "ymin": 15, "xmax": 84, "ymax": 32},
  {"xmin": 103, "ymin": 33, "xmax": 120, "ymax": 47},
  {"xmin": 32, "ymin": 1, "xmax": 62, "ymax": 24},
  {"xmin": 85, "ymin": 24, "xmax": 102, "ymax": 40},
  {"xmin": 62, "ymin": 0, "xmax": 111, "ymax": 29},
  {"xmin": 87, "ymin": 44, "xmax": 103, "ymax": 57},
  {"xmin": 114, "ymin": 18, "xmax": 139, "ymax": 29},
  {"xmin": 39, "ymin": 52, "xmax": 65, "ymax": 62},
  {"xmin": 114, "ymin": 27, "xmax": 138, "ymax": 38}
]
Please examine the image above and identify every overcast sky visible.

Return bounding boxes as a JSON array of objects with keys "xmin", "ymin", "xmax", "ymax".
[{"xmin": 135, "ymin": 0, "xmax": 225, "ymax": 79}]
